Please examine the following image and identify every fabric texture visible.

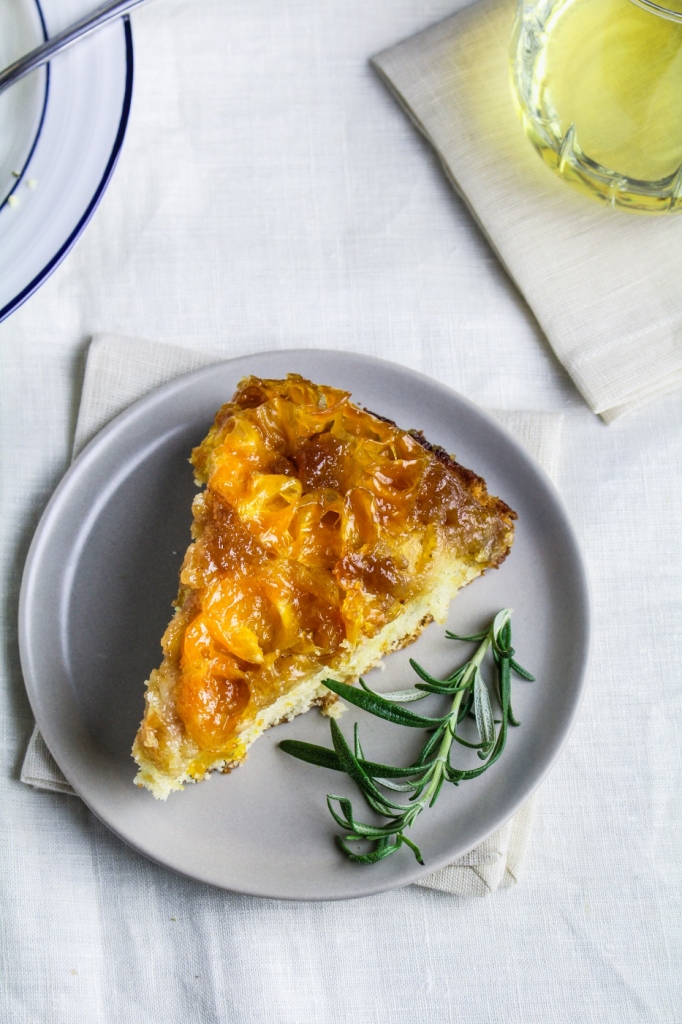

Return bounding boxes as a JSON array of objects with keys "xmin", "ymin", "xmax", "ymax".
[
  {"xmin": 372, "ymin": 0, "xmax": 682, "ymax": 422},
  {"xmin": 2, "ymin": 1, "xmax": 681, "ymax": 1019},
  {"xmin": 20, "ymin": 334, "xmax": 561, "ymax": 896}
]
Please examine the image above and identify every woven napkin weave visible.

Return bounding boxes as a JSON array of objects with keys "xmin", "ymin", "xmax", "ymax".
[
  {"xmin": 373, "ymin": 0, "xmax": 682, "ymax": 422},
  {"xmin": 21, "ymin": 334, "xmax": 562, "ymax": 896}
]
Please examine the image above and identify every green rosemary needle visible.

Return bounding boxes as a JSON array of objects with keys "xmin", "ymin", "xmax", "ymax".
[{"xmin": 279, "ymin": 608, "xmax": 534, "ymax": 866}]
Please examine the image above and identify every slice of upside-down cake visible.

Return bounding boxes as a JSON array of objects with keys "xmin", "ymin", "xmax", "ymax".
[{"xmin": 132, "ymin": 374, "xmax": 516, "ymax": 798}]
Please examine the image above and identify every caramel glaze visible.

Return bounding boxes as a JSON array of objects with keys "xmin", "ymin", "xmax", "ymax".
[{"xmin": 157, "ymin": 375, "xmax": 516, "ymax": 758}]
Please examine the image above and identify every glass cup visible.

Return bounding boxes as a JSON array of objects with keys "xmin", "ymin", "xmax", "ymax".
[{"xmin": 510, "ymin": 0, "xmax": 682, "ymax": 212}]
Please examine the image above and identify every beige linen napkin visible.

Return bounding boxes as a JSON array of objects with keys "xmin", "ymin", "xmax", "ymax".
[
  {"xmin": 373, "ymin": 0, "xmax": 682, "ymax": 422},
  {"xmin": 21, "ymin": 335, "xmax": 562, "ymax": 896}
]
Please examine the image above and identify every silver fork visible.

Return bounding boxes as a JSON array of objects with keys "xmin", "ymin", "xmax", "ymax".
[{"xmin": 0, "ymin": 0, "xmax": 153, "ymax": 97}]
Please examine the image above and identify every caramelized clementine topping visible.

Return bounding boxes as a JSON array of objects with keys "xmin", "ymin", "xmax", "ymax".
[{"xmin": 153, "ymin": 375, "xmax": 515, "ymax": 760}]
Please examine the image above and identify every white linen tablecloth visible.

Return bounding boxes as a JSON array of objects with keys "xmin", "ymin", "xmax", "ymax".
[{"xmin": 1, "ymin": 0, "xmax": 680, "ymax": 1020}]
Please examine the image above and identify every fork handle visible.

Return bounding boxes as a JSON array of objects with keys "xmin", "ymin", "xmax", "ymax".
[{"xmin": 0, "ymin": 0, "xmax": 151, "ymax": 97}]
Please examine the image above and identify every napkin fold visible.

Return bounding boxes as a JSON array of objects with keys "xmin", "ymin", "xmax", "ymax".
[
  {"xmin": 21, "ymin": 334, "xmax": 562, "ymax": 896},
  {"xmin": 373, "ymin": 0, "xmax": 682, "ymax": 422}
]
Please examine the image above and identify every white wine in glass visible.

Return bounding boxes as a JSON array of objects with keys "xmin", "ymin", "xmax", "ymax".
[{"xmin": 511, "ymin": 0, "xmax": 682, "ymax": 212}]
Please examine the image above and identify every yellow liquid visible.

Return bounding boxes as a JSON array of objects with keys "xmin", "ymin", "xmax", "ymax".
[{"xmin": 513, "ymin": 0, "xmax": 682, "ymax": 211}]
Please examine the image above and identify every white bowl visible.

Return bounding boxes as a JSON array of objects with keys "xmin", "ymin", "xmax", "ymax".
[{"xmin": 0, "ymin": 0, "xmax": 132, "ymax": 321}]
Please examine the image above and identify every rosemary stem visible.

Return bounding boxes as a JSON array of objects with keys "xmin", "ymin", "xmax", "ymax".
[
  {"xmin": 419, "ymin": 626, "xmax": 496, "ymax": 806},
  {"xmin": 284, "ymin": 608, "xmax": 529, "ymax": 866}
]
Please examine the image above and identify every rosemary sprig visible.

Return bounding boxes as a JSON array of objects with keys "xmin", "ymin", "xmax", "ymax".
[{"xmin": 280, "ymin": 608, "xmax": 534, "ymax": 865}]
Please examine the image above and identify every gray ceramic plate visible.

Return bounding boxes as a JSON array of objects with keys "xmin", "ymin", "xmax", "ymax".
[{"xmin": 19, "ymin": 350, "xmax": 590, "ymax": 900}]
